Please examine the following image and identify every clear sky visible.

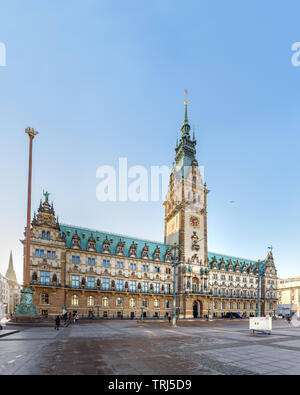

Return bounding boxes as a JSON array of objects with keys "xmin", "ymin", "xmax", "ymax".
[{"xmin": 0, "ymin": 0, "xmax": 300, "ymax": 282}]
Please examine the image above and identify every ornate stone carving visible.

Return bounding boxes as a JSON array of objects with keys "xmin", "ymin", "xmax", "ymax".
[{"xmin": 191, "ymin": 231, "xmax": 200, "ymax": 250}]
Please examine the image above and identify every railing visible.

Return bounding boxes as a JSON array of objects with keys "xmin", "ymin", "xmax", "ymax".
[
  {"xmin": 211, "ymin": 295, "xmax": 258, "ymax": 300},
  {"xmin": 30, "ymin": 282, "xmax": 172, "ymax": 295},
  {"xmin": 30, "ymin": 282, "xmax": 276, "ymax": 300},
  {"xmin": 188, "ymin": 290, "xmax": 213, "ymax": 295},
  {"xmin": 30, "ymin": 281, "xmax": 62, "ymax": 287}
]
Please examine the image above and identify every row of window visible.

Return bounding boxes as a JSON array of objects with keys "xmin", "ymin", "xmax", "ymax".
[
  {"xmin": 213, "ymin": 274, "xmax": 256, "ymax": 283},
  {"xmin": 213, "ymin": 288, "xmax": 257, "ymax": 297},
  {"xmin": 71, "ymin": 275, "xmax": 171, "ymax": 293},
  {"xmin": 71, "ymin": 257, "xmax": 170, "ymax": 273},
  {"xmin": 42, "ymin": 231, "xmax": 51, "ymax": 240},
  {"xmin": 41, "ymin": 293, "xmax": 172, "ymax": 309},
  {"xmin": 213, "ymin": 301, "xmax": 274, "ymax": 310},
  {"xmin": 68, "ymin": 295, "xmax": 171, "ymax": 308},
  {"xmin": 35, "ymin": 250, "xmax": 56, "ymax": 259}
]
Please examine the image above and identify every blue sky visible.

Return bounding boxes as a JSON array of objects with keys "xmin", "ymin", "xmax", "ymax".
[{"xmin": 0, "ymin": 0, "xmax": 300, "ymax": 282}]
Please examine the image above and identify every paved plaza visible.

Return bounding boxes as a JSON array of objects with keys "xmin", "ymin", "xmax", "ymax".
[{"xmin": 1, "ymin": 319, "xmax": 300, "ymax": 375}]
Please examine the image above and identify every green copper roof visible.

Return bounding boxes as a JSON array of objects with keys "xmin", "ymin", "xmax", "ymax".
[
  {"xmin": 208, "ymin": 252, "xmax": 257, "ymax": 266},
  {"xmin": 184, "ymin": 101, "xmax": 188, "ymax": 125},
  {"xmin": 60, "ymin": 224, "xmax": 170, "ymax": 262},
  {"xmin": 208, "ymin": 252, "xmax": 266, "ymax": 274},
  {"xmin": 60, "ymin": 224, "xmax": 266, "ymax": 272},
  {"xmin": 175, "ymin": 101, "xmax": 197, "ymax": 176}
]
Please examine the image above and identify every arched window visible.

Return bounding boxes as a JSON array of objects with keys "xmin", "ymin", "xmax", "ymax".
[
  {"xmin": 129, "ymin": 298, "xmax": 136, "ymax": 308},
  {"xmin": 154, "ymin": 299, "xmax": 160, "ymax": 308},
  {"xmin": 71, "ymin": 295, "xmax": 79, "ymax": 306},
  {"xmin": 165, "ymin": 300, "xmax": 170, "ymax": 309},
  {"xmin": 102, "ymin": 297, "xmax": 109, "ymax": 307},
  {"xmin": 192, "ymin": 277, "xmax": 199, "ymax": 292},
  {"xmin": 116, "ymin": 297, "xmax": 123, "ymax": 307},
  {"xmin": 142, "ymin": 299, "xmax": 148, "ymax": 307},
  {"xmin": 41, "ymin": 293, "xmax": 49, "ymax": 304},
  {"xmin": 87, "ymin": 296, "xmax": 95, "ymax": 306},
  {"xmin": 42, "ymin": 231, "xmax": 45, "ymax": 239}
]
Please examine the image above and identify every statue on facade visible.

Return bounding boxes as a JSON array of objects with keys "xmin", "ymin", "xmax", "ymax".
[
  {"xmin": 43, "ymin": 190, "xmax": 51, "ymax": 203},
  {"xmin": 191, "ymin": 231, "xmax": 200, "ymax": 250}
]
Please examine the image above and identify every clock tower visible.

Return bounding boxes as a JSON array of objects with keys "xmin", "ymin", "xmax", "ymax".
[{"xmin": 164, "ymin": 99, "xmax": 209, "ymax": 313}]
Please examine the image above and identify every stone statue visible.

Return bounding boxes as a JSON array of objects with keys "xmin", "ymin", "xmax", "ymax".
[{"xmin": 191, "ymin": 231, "xmax": 200, "ymax": 250}]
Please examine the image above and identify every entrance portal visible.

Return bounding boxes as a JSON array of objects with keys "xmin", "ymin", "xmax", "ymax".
[
  {"xmin": 193, "ymin": 301, "xmax": 203, "ymax": 318},
  {"xmin": 193, "ymin": 302, "xmax": 198, "ymax": 318}
]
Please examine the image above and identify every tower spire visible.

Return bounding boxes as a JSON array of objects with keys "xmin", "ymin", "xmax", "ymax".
[
  {"xmin": 174, "ymin": 92, "xmax": 197, "ymax": 175},
  {"xmin": 6, "ymin": 251, "xmax": 17, "ymax": 282},
  {"xmin": 181, "ymin": 90, "xmax": 191, "ymax": 137},
  {"xmin": 184, "ymin": 99, "xmax": 188, "ymax": 125}
]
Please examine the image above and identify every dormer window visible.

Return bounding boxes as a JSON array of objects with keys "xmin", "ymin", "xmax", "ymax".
[
  {"xmin": 153, "ymin": 246, "xmax": 161, "ymax": 261},
  {"xmin": 102, "ymin": 236, "xmax": 111, "ymax": 253},
  {"xmin": 87, "ymin": 233, "xmax": 96, "ymax": 251},
  {"xmin": 165, "ymin": 249, "xmax": 172, "ymax": 262},
  {"xmin": 116, "ymin": 239, "xmax": 125, "ymax": 255},
  {"xmin": 129, "ymin": 241, "xmax": 137, "ymax": 257},
  {"xmin": 71, "ymin": 231, "xmax": 81, "ymax": 249},
  {"xmin": 142, "ymin": 244, "xmax": 149, "ymax": 259}
]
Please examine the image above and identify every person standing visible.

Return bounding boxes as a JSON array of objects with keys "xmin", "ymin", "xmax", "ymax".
[{"xmin": 54, "ymin": 315, "xmax": 60, "ymax": 330}]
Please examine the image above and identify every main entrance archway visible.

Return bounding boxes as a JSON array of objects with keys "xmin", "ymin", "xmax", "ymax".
[{"xmin": 193, "ymin": 301, "xmax": 203, "ymax": 318}]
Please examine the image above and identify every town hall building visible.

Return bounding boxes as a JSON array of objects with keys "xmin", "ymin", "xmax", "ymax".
[{"xmin": 23, "ymin": 101, "xmax": 278, "ymax": 319}]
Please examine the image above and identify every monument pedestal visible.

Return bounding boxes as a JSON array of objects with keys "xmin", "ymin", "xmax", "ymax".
[{"xmin": 12, "ymin": 287, "xmax": 41, "ymax": 323}]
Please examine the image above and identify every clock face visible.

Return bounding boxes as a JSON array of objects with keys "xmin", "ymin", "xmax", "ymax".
[{"xmin": 190, "ymin": 215, "xmax": 200, "ymax": 227}]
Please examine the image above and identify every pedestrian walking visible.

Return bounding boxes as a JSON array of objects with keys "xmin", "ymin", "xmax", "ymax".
[
  {"xmin": 65, "ymin": 315, "xmax": 71, "ymax": 327},
  {"xmin": 54, "ymin": 315, "xmax": 60, "ymax": 330},
  {"xmin": 74, "ymin": 313, "xmax": 79, "ymax": 324}
]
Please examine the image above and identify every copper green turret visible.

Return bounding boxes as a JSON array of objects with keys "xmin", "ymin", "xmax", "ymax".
[{"xmin": 174, "ymin": 99, "xmax": 197, "ymax": 176}]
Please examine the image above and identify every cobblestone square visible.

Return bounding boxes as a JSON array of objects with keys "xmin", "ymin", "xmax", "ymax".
[{"xmin": 1, "ymin": 319, "xmax": 300, "ymax": 375}]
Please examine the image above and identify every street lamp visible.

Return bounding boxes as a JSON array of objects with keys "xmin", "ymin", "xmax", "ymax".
[
  {"xmin": 256, "ymin": 260, "xmax": 263, "ymax": 318},
  {"xmin": 140, "ymin": 306, "xmax": 144, "ymax": 321},
  {"xmin": 170, "ymin": 243, "xmax": 181, "ymax": 327},
  {"xmin": 95, "ymin": 304, "xmax": 100, "ymax": 320}
]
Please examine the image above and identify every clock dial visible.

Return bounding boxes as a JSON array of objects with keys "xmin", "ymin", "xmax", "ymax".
[{"xmin": 190, "ymin": 215, "xmax": 200, "ymax": 227}]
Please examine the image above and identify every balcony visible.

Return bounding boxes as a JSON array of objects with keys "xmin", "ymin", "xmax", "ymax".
[
  {"xmin": 30, "ymin": 282, "xmax": 172, "ymax": 295},
  {"xmin": 188, "ymin": 290, "xmax": 213, "ymax": 296},
  {"xmin": 30, "ymin": 281, "xmax": 62, "ymax": 288},
  {"xmin": 212, "ymin": 294, "xmax": 258, "ymax": 300}
]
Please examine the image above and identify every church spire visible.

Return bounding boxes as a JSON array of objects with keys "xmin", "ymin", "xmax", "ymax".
[{"xmin": 6, "ymin": 251, "xmax": 17, "ymax": 282}]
